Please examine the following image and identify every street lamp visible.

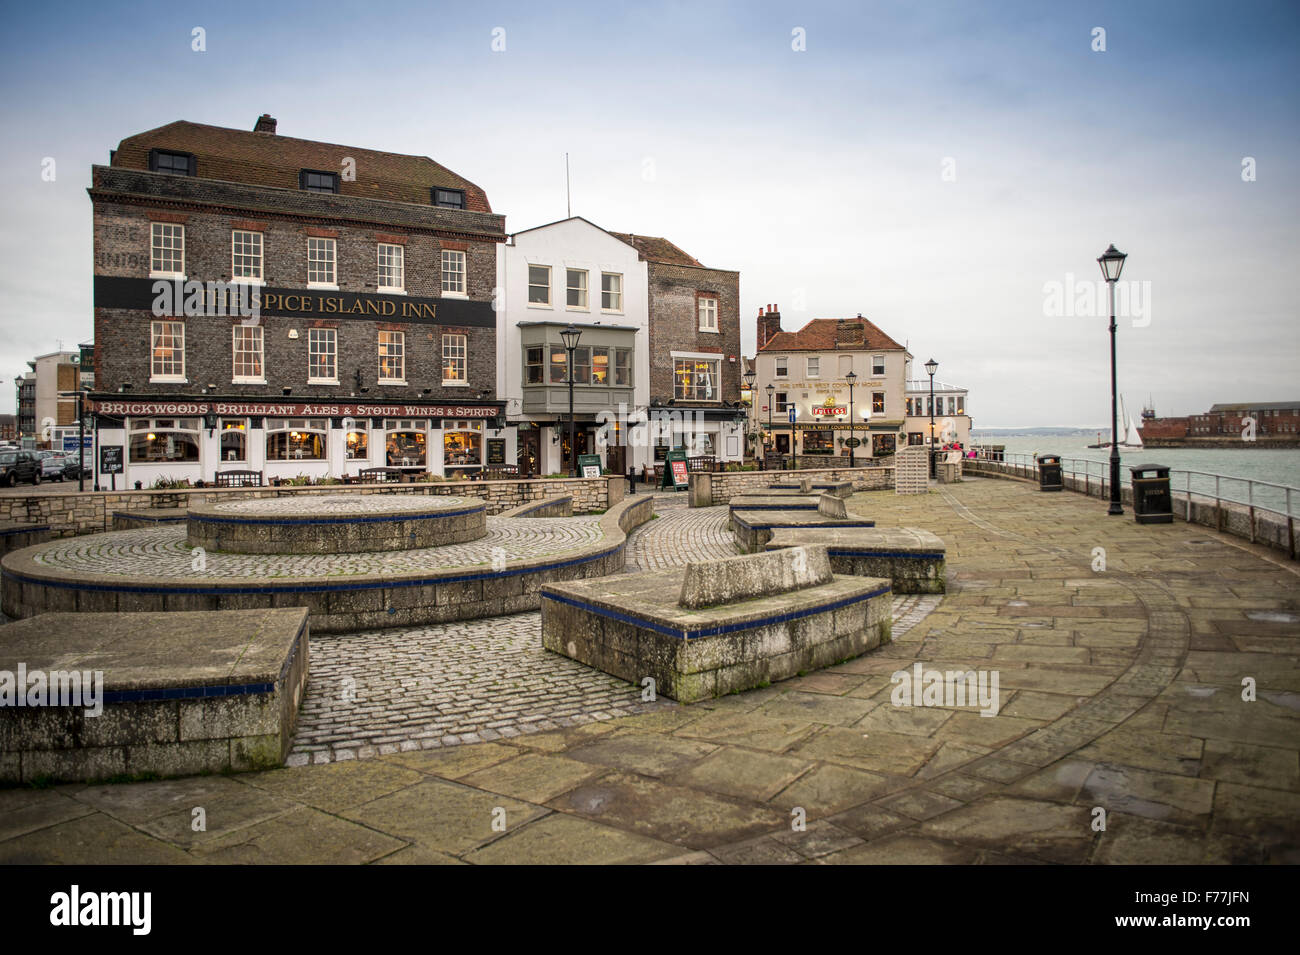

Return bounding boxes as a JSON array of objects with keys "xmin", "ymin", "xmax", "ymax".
[
  {"xmin": 743, "ymin": 369, "xmax": 757, "ymax": 463},
  {"xmin": 1098, "ymin": 243, "xmax": 1127, "ymax": 515},
  {"xmin": 845, "ymin": 370, "xmax": 857, "ymax": 468},
  {"xmin": 765, "ymin": 383, "xmax": 775, "ymax": 470},
  {"xmin": 925, "ymin": 358, "xmax": 938, "ymax": 478},
  {"xmin": 560, "ymin": 324, "xmax": 582, "ymax": 477}
]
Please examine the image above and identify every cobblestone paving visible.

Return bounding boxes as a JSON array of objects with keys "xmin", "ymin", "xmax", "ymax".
[
  {"xmin": 204, "ymin": 494, "xmax": 476, "ymax": 515},
  {"xmin": 288, "ymin": 496, "xmax": 939, "ymax": 763},
  {"xmin": 28, "ymin": 516, "xmax": 604, "ymax": 578}
]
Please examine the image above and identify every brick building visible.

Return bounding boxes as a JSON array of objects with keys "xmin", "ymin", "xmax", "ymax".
[
  {"xmin": 87, "ymin": 114, "xmax": 505, "ymax": 486},
  {"xmin": 607, "ymin": 233, "xmax": 744, "ymax": 463}
]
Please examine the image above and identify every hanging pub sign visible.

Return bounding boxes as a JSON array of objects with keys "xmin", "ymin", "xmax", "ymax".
[{"xmin": 660, "ymin": 449, "xmax": 690, "ymax": 490}]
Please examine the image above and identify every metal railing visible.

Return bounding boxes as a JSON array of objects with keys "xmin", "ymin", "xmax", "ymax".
[{"xmin": 968, "ymin": 450, "xmax": 1299, "ymax": 553}]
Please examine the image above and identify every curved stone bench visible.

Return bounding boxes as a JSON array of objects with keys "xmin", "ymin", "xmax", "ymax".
[
  {"xmin": 767, "ymin": 479, "xmax": 854, "ymax": 499},
  {"xmin": 498, "ymin": 495, "xmax": 574, "ymax": 519},
  {"xmin": 0, "ymin": 522, "xmax": 50, "ymax": 557},
  {"xmin": 542, "ymin": 544, "xmax": 892, "ymax": 702},
  {"xmin": 186, "ymin": 494, "xmax": 487, "ymax": 554},
  {"xmin": 1, "ymin": 495, "xmax": 654, "ymax": 634},
  {"xmin": 111, "ymin": 507, "xmax": 187, "ymax": 531},
  {"xmin": 731, "ymin": 495, "xmax": 875, "ymax": 553},
  {"xmin": 766, "ymin": 526, "xmax": 947, "ymax": 594}
]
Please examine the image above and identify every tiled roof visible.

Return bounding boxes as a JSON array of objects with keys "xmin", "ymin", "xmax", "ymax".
[
  {"xmin": 759, "ymin": 318, "xmax": 906, "ymax": 353},
  {"xmin": 606, "ymin": 232, "xmax": 703, "ymax": 267},
  {"xmin": 111, "ymin": 120, "xmax": 493, "ymax": 213}
]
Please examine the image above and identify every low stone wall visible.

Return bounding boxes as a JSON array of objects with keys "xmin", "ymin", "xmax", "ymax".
[
  {"xmin": 964, "ymin": 460, "xmax": 1298, "ymax": 559},
  {"xmin": 689, "ymin": 466, "xmax": 892, "ymax": 507},
  {"xmin": 730, "ymin": 507, "xmax": 876, "ymax": 553},
  {"xmin": 0, "ymin": 523, "xmax": 50, "ymax": 557},
  {"xmin": 2, "ymin": 495, "xmax": 655, "ymax": 633},
  {"xmin": 111, "ymin": 507, "xmax": 187, "ymax": 530},
  {"xmin": 0, "ymin": 608, "xmax": 309, "ymax": 784},
  {"xmin": 766, "ymin": 527, "xmax": 947, "ymax": 594},
  {"xmin": 0, "ymin": 476, "xmax": 620, "ymax": 539}
]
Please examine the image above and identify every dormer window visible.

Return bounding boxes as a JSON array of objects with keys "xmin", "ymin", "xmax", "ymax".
[
  {"xmin": 433, "ymin": 188, "xmax": 465, "ymax": 209},
  {"xmin": 300, "ymin": 169, "xmax": 340, "ymax": 193},
  {"xmin": 149, "ymin": 149, "xmax": 195, "ymax": 176}
]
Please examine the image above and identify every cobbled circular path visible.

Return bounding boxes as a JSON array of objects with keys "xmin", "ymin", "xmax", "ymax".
[
  {"xmin": 289, "ymin": 492, "xmax": 939, "ymax": 764},
  {"xmin": 30, "ymin": 516, "xmax": 604, "ymax": 578}
]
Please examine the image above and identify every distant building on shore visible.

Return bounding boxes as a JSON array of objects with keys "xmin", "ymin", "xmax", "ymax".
[{"xmin": 1140, "ymin": 401, "xmax": 1300, "ymax": 446}]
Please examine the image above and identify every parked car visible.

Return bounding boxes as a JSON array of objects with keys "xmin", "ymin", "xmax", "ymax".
[
  {"xmin": 63, "ymin": 458, "xmax": 92, "ymax": 481},
  {"xmin": 37, "ymin": 451, "xmax": 67, "ymax": 481},
  {"xmin": 0, "ymin": 449, "xmax": 41, "ymax": 486}
]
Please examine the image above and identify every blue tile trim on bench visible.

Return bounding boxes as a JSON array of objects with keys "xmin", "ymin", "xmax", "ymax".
[
  {"xmin": 112, "ymin": 511, "xmax": 185, "ymax": 523},
  {"xmin": 102, "ymin": 681, "xmax": 276, "ymax": 704},
  {"xmin": 728, "ymin": 503, "xmax": 819, "ymax": 510},
  {"xmin": 190, "ymin": 505, "xmax": 484, "ymax": 526},
  {"xmin": 541, "ymin": 583, "xmax": 890, "ymax": 640},
  {"xmin": 731, "ymin": 514, "xmax": 876, "ymax": 530},
  {"xmin": 0, "ymin": 525, "xmax": 49, "ymax": 536},
  {"xmin": 827, "ymin": 548, "xmax": 946, "ymax": 560}
]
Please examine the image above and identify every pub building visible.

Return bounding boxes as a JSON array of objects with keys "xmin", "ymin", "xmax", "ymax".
[{"xmin": 86, "ymin": 114, "xmax": 506, "ymax": 487}]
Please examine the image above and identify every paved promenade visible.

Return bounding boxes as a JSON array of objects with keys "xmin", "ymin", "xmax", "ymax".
[{"xmin": 1, "ymin": 478, "xmax": 1296, "ymax": 864}]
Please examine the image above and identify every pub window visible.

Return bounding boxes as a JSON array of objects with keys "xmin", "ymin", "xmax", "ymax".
[
  {"xmin": 386, "ymin": 427, "xmax": 426, "ymax": 467},
  {"xmin": 549, "ymin": 345, "xmax": 568, "ymax": 384},
  {"xmin": 775, "ymin": 391, "xmax": 790, "ymax": 413},
  {"xmin": 806, "ymin": 357, "xmax": 819, "ymax": 378},
  {"xmin": 441, "ymin": 250, "xmax": 466, "ymax": 296},
  {"xmin": 872, "ymin": 355, "xmax": 885, "ymax": 375},
  {"xmin": 308, "ymin": 328, "xmax": 337, "ymax": 383},
  {"xmin": 232, "ymin": 325, "xmax": 265, "ymax": 382},
  {"xmin": 150, "ymin": 321, "xmax": 185, "ymax": 381},
  {"xmin": 566, "ymin": 269, "xmax": 588, "ymax": 309},
  {"xmin": 571, "ymin": 346, "xmax": 591, "ymax": 385},
  {"xmin": 345, "ymin": 422, "xmax": 369, "ymax": 460},
  {"xmin": 525, "ymin": 346, "xmax": 544, "ymax": 385},
  {"xmin": 128, "ymin": 418, "xmax": 200, "ymax": 463},
  {"xmin": 265, "ymin": 419, "xmax": 327, "ymax": 460},
  {"xmin": 307, "ymin": 237, "xmax": 336, "ymax": 286},
  {"xmin": 231, "ymin": 230, "xmax": 263, "ymax": 282},
  {"xmin": 601, "ymin": 272, "xmax": 623, "ymax": 311},
  {"xmin": 774, "ymin": 357, "xmax": 788, "ymax": 378},
  {"xmin": 219, "ymin": 419, "xmax": 247, "ymax": 462},
  {"xmin": 377, "ymin": 243, "xmax": 404, "ymax": 291},
  {"xmin": 803, "ymin": 430, "xmax": 834, "ymax": 454},
  {"xmin": 614, "ymin": 348, "xmax": 632, "ymax": 387},
  {"xmin": 674, "ymin": 358, "xmax": 718, "ymax": 401},
  {"xmin": 591, "ymin": 345, "xmax": 609, "ymax": 384},
  {"xmin": 378, "ymin": 330, "xmax": 405, "ymax": 382},
  {"xmin": 872, "ymin": 392, "xmax": 885, "ymax": 414},
  {"xmin": 528, "ymin": 265, "xmax": 551, "ymax": 305},
  {"xmin": 433, "ymin": 188, "xmax": 465, "ymax": 209},
  {"xmin": 442, "ymin": 334, "xmax": 467, "ymax": 384},
  {"xmin": 444, "ymin": 427, "xmax": 482, "ymax": 469},
  {"xmin": 149, "ymin": 150, "xmax": 194, "ymax": 176},
  {"xmin": 299, "ymin": 169, "xmax": 339, "ymax": 193},
  {"xmin": 150, "ymin": 223, "xmax": 185, "ymax": 277}
]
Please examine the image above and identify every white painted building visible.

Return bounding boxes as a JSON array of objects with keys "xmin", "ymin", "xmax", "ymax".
[
  {"xmin": 495, "ymin": 217, "xmax": 653, "ymax": 475},
  {"xmin": 904, "ymin": 379, "xmax": 973, "ymax": 449}
]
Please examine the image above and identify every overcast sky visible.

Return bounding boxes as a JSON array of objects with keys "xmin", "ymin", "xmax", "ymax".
[{"xmin": 1, "ymin": 0, "xmax": 1296, "ymax": 427}]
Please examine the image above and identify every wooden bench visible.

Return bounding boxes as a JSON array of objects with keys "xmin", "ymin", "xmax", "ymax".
[
  {"xmin": 359, "ymin": 467, "xmax": 404, "ymax": 484},
  {"xmin": 214, "ymin": 470, "xmax": 262, "ymax": 488}
]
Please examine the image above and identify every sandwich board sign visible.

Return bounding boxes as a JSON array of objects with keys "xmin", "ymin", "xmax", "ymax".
[
  {"xmin": 660, "ymin": 449, "xmax": 689, "ymax": 490},
  {"xmin": 577, "ymin": 453, "xmax": 602, "ymax": 479}
]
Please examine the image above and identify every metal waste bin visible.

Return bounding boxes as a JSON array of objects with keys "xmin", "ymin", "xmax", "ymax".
[
  {"xmin": 1131, "ymin": 463, "xmax": 1173, "ymax": 524},
  {"xmin": 1037, "ymin": 454, "xmax": 1062, "ymax": 491}
]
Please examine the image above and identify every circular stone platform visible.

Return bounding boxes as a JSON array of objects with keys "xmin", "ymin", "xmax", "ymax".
[{"xmin": 186, "ymin": 494, "xmax": 487, "ymax": 554}]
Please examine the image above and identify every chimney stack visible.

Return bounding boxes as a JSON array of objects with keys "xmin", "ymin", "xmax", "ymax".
[
  {"xmin": 254, "ymin": 114, "xmax": 278, "ymax": 134},
  {"xmin": 757, "ymin": 303, "xmax": 782, "ymax": 349}
]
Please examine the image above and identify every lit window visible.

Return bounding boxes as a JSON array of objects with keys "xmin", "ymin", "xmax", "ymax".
[
  {"xmin": 441, "ymin": 250, "xmax": 466, "ymax": 296},
  {"xmin": 231, "ymin": 230, "xmax": 263, "ymax": 281},
  {"xmin": 674, "ymin": 358, "xmax": 719, "ymax": 401},
  {"xmin": 219, "ymin": 420, "xmax": 246, "ymax": 462},
  {"xmin": 549, "ymin": 345, "xmax": 568, "ymax": 384},
  {"xmin": 601, "ymin": 272, "xmax": 623, "ymax": 311},
  {"xmin": 698, "ymin": 296, "xmax": 718, "ymax": 331},
  {"xmin": 307, "ymin": 238, "xmax": 336, "ymax": 285},
  {"xmin": 377, "ymin": 243, "xmax": 404, "ymax": 291},
  {"xmin": 232, "ymin": 326, "xmax": 265, "ymax": 382},
  {"xmin": 528, "ymin": 265, "xmax": 551, "ymax": 305},
  {"xmin": 150, "ymin": 223, "xmax": 184, "ymax": 276},
  {"xmin": 567, "ymin": 269, "xmax": 588, "ymax": 309},
  {"xmin": 308, "ymin": 328, "xmax": 337, "ymax": 382},
  {"xmin": 378, "ymin": 330, "xmax": 405, "ymax": 382},
  {"xmin": 442, "ymin": 334, "xmax": 467, "ymax": 384},
  {"xmin": 150, "ymin": 321, "xmax": 185, "ymax": 380},
  {"xmin": 872, "ymin": 392, "xmax": 885, "ymax": 414},
  {"xmin": 591, "ymin": 346, "xmax": 609, "ymax": 384}
]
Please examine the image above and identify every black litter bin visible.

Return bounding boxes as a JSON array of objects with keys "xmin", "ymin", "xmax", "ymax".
[
  {"xmin": 1131, "ymin": 464, "xmax": 1173, "ymax": 524},
  {"xmin": 1036, "ymin": 454, "xmax": 1063, "ymax": 491}
]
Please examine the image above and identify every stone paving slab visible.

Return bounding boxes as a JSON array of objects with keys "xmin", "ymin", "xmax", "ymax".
[{"xmin": 3, "ymin": 478, "xmax": 1297, "ymax": 863}]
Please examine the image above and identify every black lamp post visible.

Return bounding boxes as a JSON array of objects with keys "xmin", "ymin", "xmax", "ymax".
[
  {"xmin": 1098, "ymin": 244, "xmax": 1127, "ymax": 515},
  {"xmin": 925, "ymin": 358, "xmax": 938, "ymax": 478},
  {"xmin": 560, "ymin": 324, "xmax": 582, "ymax": 477},
  {"xmin": 845, "ymin": 370, "xmax": 857, "ymax": 467},
  {"xmin": 765, "ymin": 383, "xmax": 775, "ymax": 470},
  {"xmin": 743, "ymin": 369, "xmax": 757, "ymax": 463}
]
